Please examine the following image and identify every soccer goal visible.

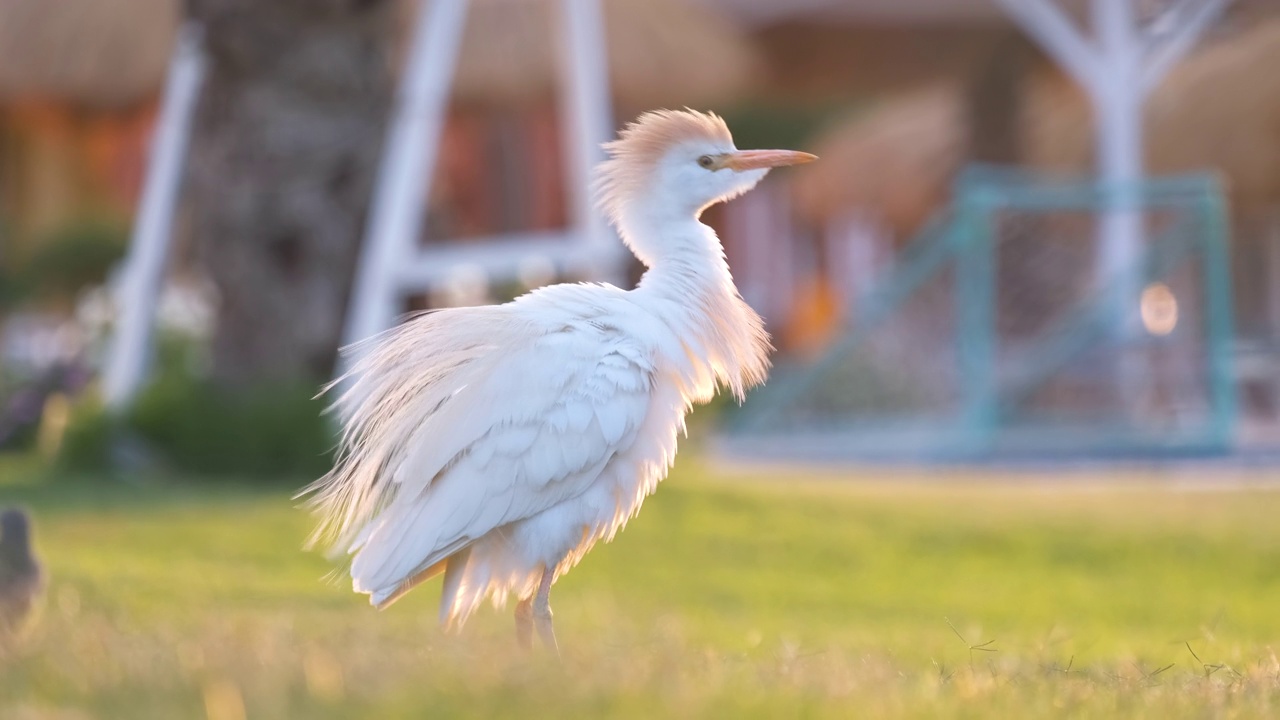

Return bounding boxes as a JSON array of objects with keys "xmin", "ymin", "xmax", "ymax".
[{"xmin": 721, "ymin": 166, "xmax": 1236, "ymax": 462}]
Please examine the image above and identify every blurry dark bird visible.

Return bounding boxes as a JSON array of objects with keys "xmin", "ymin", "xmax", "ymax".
[{"xmin": 0, "ymin": 508, "xmax": 43, "ymax": 635}]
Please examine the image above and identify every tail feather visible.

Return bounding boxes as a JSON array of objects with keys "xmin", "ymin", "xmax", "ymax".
[
  {"xmin": 438, "ymin": 547, "xmax": 472, "ymax": 630},
  {"xmin": 366, "ymin": 545, "xmax": 476, "ymax": 616},
  {"xmin": 369, "ymin": 558, "xmax": 447, "ymax": 609}
]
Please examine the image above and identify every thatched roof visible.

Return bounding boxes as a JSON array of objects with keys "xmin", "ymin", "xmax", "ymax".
[
  {"xmin": 790, "ymin": 83, "xmax": 965, "ymax": 237},
  {"xmin": 0, "ymin": 0, "xmax": 754, "ymax": 111},
  {"xmin": 397, "ymin": 0, "xmax": 759, "ymax": 109},
  {"xmin": 0, "ymin": 0, "xmax": 179, "ymax": 107},
  {"xmin": 792, "ymin": 15, "xmax": 1280, "ymax": 235}
]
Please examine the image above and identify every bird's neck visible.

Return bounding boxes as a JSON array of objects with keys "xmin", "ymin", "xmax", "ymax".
[
  {"xmin": 622, "ymin": 212, "xmax": 771, "ymax": 402},
  {"xmin": 620, "ymin": 208, "xmax": 727, "ymax": 295},
  {"xmin": 641, "ymin": 242, "xmax": 731, "ymax": 300}
]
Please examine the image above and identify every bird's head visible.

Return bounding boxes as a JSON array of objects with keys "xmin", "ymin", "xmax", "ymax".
[{"xmin": 597, "ymin": 109, "xmax": 815, "ymax": 262}]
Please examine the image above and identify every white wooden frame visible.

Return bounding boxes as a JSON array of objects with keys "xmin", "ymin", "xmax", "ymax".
[
  {"xmin": 102, "ymin": 0, "xmax": 621, "ymax": 406},
  {"xmin": 102, "ymin": 23, "xmax": 205, "ymax": 409},
  {"xmin": 342, "ymin": 0, "xmax": 622, "ymax": 350}
]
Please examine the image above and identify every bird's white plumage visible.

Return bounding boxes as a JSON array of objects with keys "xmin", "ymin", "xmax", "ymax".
[{"xmin": 303, "ymin": 109, "xmax": 790, "ymax": 630}]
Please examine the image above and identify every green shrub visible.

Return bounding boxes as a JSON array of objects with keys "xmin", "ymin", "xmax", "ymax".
[
  {"xmin": 57, "ymin": 400, "xmax": 116, "ymax": 472},
  {"xmin": 0, "ymin": 216, "xmax": 128, "ymax": 310},
  {"xmin": 0, "ymin": 265, "xmax": 19, "ymax": 311},
  {"xmin": 22, "ymin": 219, "xmax": 128, "ymax": 303},
  {"xmin": 129, "ymin": 375, "xmax": 334, "ymax": 478},
  {"xmin": 59, "ymin": 376, "xmax": 335, "ymax": 481}
]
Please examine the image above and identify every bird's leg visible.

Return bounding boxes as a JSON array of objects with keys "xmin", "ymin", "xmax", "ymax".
[
  {"xmin": 515, "ymin": 596, "xmax": 533, "ymax": 651},
  {"xmin": 532, "ymin": 567, "xmax": 559, "ymax": 656}
]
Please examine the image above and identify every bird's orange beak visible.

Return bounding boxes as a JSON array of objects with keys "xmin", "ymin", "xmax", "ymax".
[{"xmin": 722, "ymin": 149, "xmax": 818, "ymax": 172}]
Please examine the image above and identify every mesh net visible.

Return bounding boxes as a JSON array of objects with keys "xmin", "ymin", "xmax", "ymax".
[{"xmin": 726, "ymin": 170, "xmax": 1232, "ymax": 459}]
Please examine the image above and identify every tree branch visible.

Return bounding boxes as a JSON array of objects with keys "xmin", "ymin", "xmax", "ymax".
[
  {"xmin": 1141, "ymin": 0, "xmax": 1236, "ymax": 94},
  {"xmin": 993, "ymin": 0, "xmax": 1102, "ymax": 89}
]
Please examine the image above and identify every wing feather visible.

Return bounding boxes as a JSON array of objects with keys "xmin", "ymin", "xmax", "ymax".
[{"xmin": 300, "ymin": 291, "xmax": 655, "ymax": 605}]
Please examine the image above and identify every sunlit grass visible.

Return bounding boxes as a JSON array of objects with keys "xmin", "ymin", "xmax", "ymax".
[{"xmin": 2, "ymin": 460, "xmax": 1279, "ymax": 718}]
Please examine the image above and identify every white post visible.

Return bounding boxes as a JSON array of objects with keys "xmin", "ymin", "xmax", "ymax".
[
  {"xmin": 725, "ymin": 189, "xmax": 771, "ymax": 314},
  {"xmin": 343, "ymin": 0, "xmax": 470, "ymax": 349},
  {"xmin": 1269, "ymin": 211, "xmax": 1280, "ymax": 338},
  {"xmin": 830, "ymin": 210, "xmax": 883, "ymax": 310},
  {"xmin": 772, "ymin": 184, "xmax": 796, "ymax": 327},
  {"xmin": 554, "ymin": 0, "xmax": 624, "ymax": 284},
  {"xmin": 102, "ymin": 24, "xmax": 205, "ymax": 410},
  {"xmin": 1092, "ymin": 0, "xmax": 1144, "ymax": 329},
  {"xmin": 824, "ymin": 216, "xmax": 850, "ymax": 311}
]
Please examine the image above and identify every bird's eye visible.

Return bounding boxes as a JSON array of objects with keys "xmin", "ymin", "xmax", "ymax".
[{"xmin": 697, "ymin": 155, "xmax": 716, "ymax": 169}]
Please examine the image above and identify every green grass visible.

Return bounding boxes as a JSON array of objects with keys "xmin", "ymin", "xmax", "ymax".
[{"xmin": 3, "ymin": 459, "xmax": 1280, "ymax": 718}]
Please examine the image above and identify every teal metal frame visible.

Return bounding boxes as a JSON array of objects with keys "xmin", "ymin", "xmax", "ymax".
[
  {"xmin": 724, "ymin": 166, "xmax": 1238, "ymax": 460},
  {"xmin": 954, "ymin": 184, "xmax": 998, "ymax": 446}
]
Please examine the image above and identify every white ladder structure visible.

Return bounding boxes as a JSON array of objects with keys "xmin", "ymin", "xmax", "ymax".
[
  {"xmin": 342, "ymin": 0, "xmax": 623, "ymax": 351},
  {"xmin": 102, "ymin": 23, "xmax": 205, "ymax": 410},
  {"xmin": 101, "ymin": 0, "xmax": 621, "ymax": 408}
]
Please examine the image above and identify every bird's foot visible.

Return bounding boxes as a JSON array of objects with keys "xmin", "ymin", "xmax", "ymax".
[
  {"xmin": 515, "ymin": 597, "xmax": 533, "ymax": 651},
  {"xmin": 533, "ymin": 605, "xmax": 559, "ymax": 658},
  {"xmin": 532, "ymin": 566, "xmax": 559, "ymax": 659}
]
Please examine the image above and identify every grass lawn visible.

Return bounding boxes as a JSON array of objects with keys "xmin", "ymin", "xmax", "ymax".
[{"xmin": 2, "ymin": 458, "xmax": 1280, "ymax": 718}]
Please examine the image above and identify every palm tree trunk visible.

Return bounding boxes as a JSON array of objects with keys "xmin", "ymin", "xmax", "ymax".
[
  {"xmin": 965, "ymin": 28, "xmax": 1038, "ymax": 165},
  {"xmin": 185, "ymin": 0, "xmax": 391, "ymax": 387}
]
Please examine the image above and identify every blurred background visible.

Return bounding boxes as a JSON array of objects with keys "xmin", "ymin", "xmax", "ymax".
[
  {"xmin": 5, "ymin": 2, "xmax": 1280, "ymax": 718},
  {"xmin": 3, "ymin": 0, "xmax": 1280, "ymax": 469}
]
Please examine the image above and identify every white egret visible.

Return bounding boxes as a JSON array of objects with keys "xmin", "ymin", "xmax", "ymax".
[{"xmin": 301, "ymin": 109, "xmax": 816, "ymax": 651}]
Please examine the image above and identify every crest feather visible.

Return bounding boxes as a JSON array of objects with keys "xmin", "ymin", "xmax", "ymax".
[{"xmin": 595, "ymin": 109, "xmax": 734, "ymax": 224}]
